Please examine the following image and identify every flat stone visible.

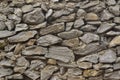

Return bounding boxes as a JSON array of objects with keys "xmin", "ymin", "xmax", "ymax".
[
  {"xmin": 45, "ymin": 46, "xmax": 75, "ymax": 63},
  {"xmin": 37, "ymin": 34, "xmax": 62, "ymax": 46},
  {"xmin": 8, "ymin": 31, "xmax": 37, "ymax": 43},
  {"xmin": 99, "ymin": 49, "xmax": 117, "ymax": 63},
  {"xmin": 6, "ymin": 74, "xmax": 23, "ymax": 80},
  {"xmin": 81, "ymin": 25, "xmax": 97, "ymax": 32},
  {"xmin": 80, "ymin": 33, "xmax": 99, "ymax": 44},
  {"xmin": 14, "ymin": 8, "xmax": 22, "ymax": 17},
  {"xmin": 8, "ymin": 14, "xmax": 21, "ymax": 24},
  {"xmin": 5, "ymin": 20, "xmax": 14, "ymax": 31},
  {"xmin": 47, "ymin": 59, "xmax": 57, "ymax": 65},
  {"xmin": 106, "ymin": 31, "xmax": 120, "ymax": 36},
  {"xmin": 23, "ymin": 8, "xmax": 45, "ymax": 24},
  {"xmin": 15, "ymin": 23, "xmax": 28, "ymax": 31},
  {"xmin": 0, "ymin": 31, "xmax": 16, "ymax": 38},
  {"xmin": 25, "ymin": 0, "xmax": 34, "ymax": 3},
  {"xmin": 74, "ymin": 18, "xmax": 84, "ymax": 28},
  {"xmin": 65, "ymin": 22, "xmax": 73, "ymax": 31},
  {"xmin": 106, "ymin": 0, "xmax": 116, "ymax": 5},
  {"xmin": 0, "ymin": 14, "xmax": 7, "ymax": 21},
  {"xmin": 97, "ymin": 22, "xmax": 115, "ymax": 34},
  {"xmin": 88, "ymin": 76, "xmax": 103, "ymax": 80},
  {"xmin": 46, "ymin": 9, "xmax": 53, "ymax": 19},
  {"xmin": 21, "ymin": 5, "xmax": 33, "ymax": 13},
  {"xmin": 68, "ymin": 76, "xmax": 85, "ymax": 80},
  {"xmin": 0, "ymin": 21, "xmax": 6, "ymax": 30},
  {"xmin": 22, "ymin": 46, "xmax": 48, "ymax": 56},
  {"xmin": 109, "ymin": 36, "xmax": 120, "ymax": 47},
  {"xmin": 117, "ymin": 46, "xmax": 120, "ymax": 56},
  {"xmin": 67, "ymin": 68, "xmax": 82, "ymax": 76},
  {"xmin": 113, "ymin": 63, "xmax": 120, "ymax": 70},
  {"xmin": 0, "ymin": 67, "xmax": 13, "ymax": 77},
  {"xmin": 85, "ymin": 13, "xmax": 99, "ymax": 21},
  {"xmin": 12, "ymin": 0, "xmax": 25, "ymax": 7},
  {"xmin": 109, "ymin": 5, "xmax": 120, "ymax": 16},
  {"xmin": 77, "ymin": 62, "xmax": 92, "ymax": 69},
  {"xmin": 40, "ymin": 23, "xmax": 64, "ymax": 35},
  {"xmin": 41, "ymin": 65, "xmax": 58, "ymax": 80},
  {"xmin": 58, "ymin": 29, "xmax": 83, "ymax": 39},
  {"xmin": 114, "ymin": 25, "xmax": 120, "ymax": 30}
]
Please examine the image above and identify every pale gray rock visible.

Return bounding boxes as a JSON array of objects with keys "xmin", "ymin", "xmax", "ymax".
[
  {"xmin": 76, "ymin": 9, "xmax": 86, "ymax": 19},
  {"xmin": 0, "ymin": 14, "xmax": 7, "ymax": 21},
  {"xmin": 106, "ymin": 31, "xmax": 120, "ymax": 36},
  {"xmin": 114, "ymin": 25, "xmax": 120, "ymax": 30},
  {"xmin": 12, "ymin": 0, "xmax": 25, "ymax": 7},
  {"xmin": 5, "ymin": 20, "xmax": 14, "ymax": 31},
  {"xmin": 74, "ymin": 18, "xmax": 84, "ymax": 28},
  {"xmin": 117, "ymin": 46, "xmax": 120, "ymax": 56},
  {"xmin": 16, "ymin": 57, "xmax": 29, "ymax": 67},
  {"xmin": 0, "ymin": 31, "xmax": 16, "ymax": 38},
  {"xmin": 8, "ymin": 14, "xmax": 21, "ymax": 24},
  {"xmin": 109, "ymin": 5, "xmax": 120, "ymax": 16},
  {"xmin": 14, "ymin": 8, "xmax": 22, "ymax": 17},
  {"xmin": 0, "ymin": 59, "xmax": 14, "ymax": 67},
  {"xmin": 21, "ymin": 5, "xmax": 33, "ymax": 13},
  {"xmin": 58, "ymin": 29, "xmax": 83, "ymax": 39},
  {"xmin": 109, "ymin": 36, "xmax": 120, "ymax": 47},
  {"xmin": 0, "ymin": 67, "xmax": 13, "ymax": 77},
  {"xmin": 37, "ymin": 34, "xmax": 62, "ymax": 46},
  {"xmin": 22, "ymin": 46, "xmax": 48, "ymax": 56},
  {"xmin": 65, "ymin": 22, "xmax": 73, "ymax": 31},
  {"xmin": 67, "ymin": 68, "xmax": 82, "ymax": 76},
  {"xmin": 81, "ymin": 25, "xmax": 97, "ymax": 32},
  {"xmin": 46, "ymin": 9, "xmax": 53, "ymax": 19},
  {"xmin": 6, "ymin": 74, "xmax": 23, "ymax": 80},
  {"xmin": 23, "ymin": 8, "xmax": 45, "ymax": 24},
  {"xmin": 77, "ymin": 61, "xmax": 92, "ymax": 69},
  {"xmin": 114, "ymin": 17, "xmax": 120, "ymax": 24},
  {"xmin": 40, "ymin": 23, "xmax": 64, "ymax": 35},
  {"xmin": 8, "ymin": 31, "xmax": 37, "ymax": 42},
  {"xmin": 99, "ymin": 49, "xmax": 117, "ymax": 63},
  {"xmin": 45, "ymin": 46, "xmax": 75, "ymax": 63},
  {"xmin": 113, "ymin": 63, "xmax": 120, "ymax": 70},
  {"xmin": 80, "ymin": 33, "xmax": 99, "ymax": 44},
  {"xmin": 0, "ymin": 21, "xmax": 6, "ymax": 30},
  {"xmin": 15, "ymin": 23, "xmax": 28, "ymax": 31},
  {"xmin": 106, "ymin": 0, "xmax": 116, "ymax": 5}
]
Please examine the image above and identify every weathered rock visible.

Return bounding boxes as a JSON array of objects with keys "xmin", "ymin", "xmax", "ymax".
[
  {"xmin": 109, "ymin": 5, "xmax": 120, "ymax": 16},
  {"xmin": 65, "ymin": 22, "xmax": 73, "ymax": 31},
  {"xmin": 58, "ymin": 29, "xmax": 83, "ymax": 39},
  {"xmin": 0, "ymin": 59, "xmax": 14, "ymax": 67},
  {"xmin": 46, "ymin": 9, "xmax": 53, "ymax": 19},
  {"xmin": 74, "ymin": 18, "xmax": 84, "ymax": 28},
  {"xmin": 88, "ymin": 76, "xmax": 103, "ymax": 80},
  {"xmin": 12, "ymin": 0, "xmax": 25, "ymax": 7},
  {"xmin": 25, "ymin": 0, "xmax": 34, "ymax": 3},
  {"xmin": 14, "ymin": 8, "xmax": 22, "ymax": 17},
  {"xmin": 40, "ymin": 23, "xmax": 64, "ymax": 35},
  {"xmin": 114, "ymin": 17, "xmax": 120, "ymax": 24},
  {"xmin": 47, "ymin": 59, "xmax": 57, "ymax": 65},
  {"xmin": 23, "ymin": 8, "xmax": 45, "ymax": 24},
  {"xmin": 8, "ymin": 14, "xmax": 21, "ymax": 24},
  {"xmin": 0, "ymin": 67, "xmax": 13, "ymax": 77},
  {"xmin": 41, "ymin": 65, "xmax": 58, "ymax": 80},
  {"xmin": 85, "ymin": 13, "xmax": 99, "ymax": 21},
  {"xmin": 106, "ymin": 31, "xmax": 120, "ymax": 36},
  {"xmin": 81, "ymin": 25, "xmax": 97, "ymax": 32},
  {"xmin": 6, "ymin": 74, "xmax": 23, "ymax": 80},
  {"xmin": 67, "ymin": 68, "xmax": 82, "ymax": 76},
  {"xmin": 77, "ymin": 62, "xmax": 92, "ymax": 69},
  {"xmin": 106, "ymin": 0, "xmax": 116, "ymax": 5},
  {"xmin": 109, "ymin": 36, "xmax": 120, "ymax": 47},
  {"xmin": 99, "ymin": 49, "xmax": 117, "ymax": 63},
  {"xmin": 5, "ymin": 20, "xmax": 14, "ymax": 31},
  {"xmin": 21, "ymin": 5, "xmax": 33, "ymax": 13},
  {"xmin": 0, "ymin": 14, "xmax": 7, "ymax": 21},
  {"xmin": 45, "ymin": 46, "xmax": 75, "ymax": 63},
  {"xmin": 77, "ymin": 9, "xmax": 86, "ymax": 19},
  {"xmin": 22, "ymin": 46, "xmax": 48, "ymax": 56},
  {"xmin": 16, "ymin": 57, "xmax": 29, "ymax": 67},
  {"xmin": 114, "ymin": 25, "xmax": 120, "ymax": 30},
  {"xmin": 80, "ymin": 33, "xmax": 99, "ymax": 44},
  {"xmin": 15, "ymin": 23, "xmax": 28, "ymax": 31},
  {"xmin": 8, "ymin": 31, "xmax": 37, "ymax": 43},
  {"xmin": 67, "ymin": 76, "xmax": 85, "ymax": 80},
  {"xmin": 37, "ymin": 34, "xmax": 62, "ymax": 46},
  {"xmin": 0, "ymin": 31, "xmax": 16, "ymax": 38},
  {"xmin": 117, "ymin": 46, "xmax": 120, "ymax": 56},
  {"xmin": 0, "ymin": 40, "xmax": 7, "ymax": 49},
  {"xmin": 113, "ymin": 63, "xmax": 120, "ymax": 70},
  {"xmin": 0, "ymin": 21, "xmax": 6, "ymax": 30}
]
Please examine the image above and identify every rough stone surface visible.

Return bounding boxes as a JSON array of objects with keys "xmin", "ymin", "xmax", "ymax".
[
  {"xmin": 0, "ymin": 31, "xmax": 16, "ymax": 38},
  {"xmin": 109, "ymin": 36, "xmax": 120, "ymax": 47}
]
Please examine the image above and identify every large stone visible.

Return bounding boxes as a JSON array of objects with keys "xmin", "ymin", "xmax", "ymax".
[
  {"xmin": 80, "ymin": 33, "xmax": 99, "ymax": 44},
  {"xmin": 0, "ymin": 67, "xmax": 13, "ymax": 77},
  {"xmin": 23, "ymin": 8, "xmax": 45, "ymax": 24},
  {"xmin": 109, "ymin": 36, "xmax": 120, "ymax": 47},
  {"xmin": 45, "ymin": 46, "xmax": 75, "ymax": 63},
  {"xmin": 8, "ymin": 31, "xmax": 37, "ymax": 43},
  {"xmin": 40, "ymin": 23, "xmax": 64, "ymax": 35},
  {"xmin": 22, "ymin": 46, "xmax": 48, "ymax": 56},
  {"xmin": 37, "ymin": 34, "xmax": 62, "ymax": 46},
  {"xmin": 0, "ymin": 31, "xmax": 16, "ymax": 38},
  {"xmin": 99, "ymin": 49, "xmax": 117, "ymax": 63},
  {"xmin": 58, "ymin": 29, "xmax": 83, "ymax": 39}
]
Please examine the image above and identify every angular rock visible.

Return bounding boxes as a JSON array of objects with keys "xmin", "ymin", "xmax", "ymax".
[
  {"xmin": 8, "ymin": 31, "xmax": 37, "ymax": 43},
  {"xmin": 81, "ymin": 25, "xmax": 97, "ymax": 32},
  {"xmin": 14, "ymin": 8, "xmax": 22, "ymax": 17},
  {"xmin": 65, "ymin": 22, "xmax": 73, "ymax": 31},
  {"xmin": 106, "ymin": 0, "xmax": 116, "ymax": 5},
  {"xmin": 77, "ymin": 62, "xmax": 92, "ymax": 69},
  {"xmin": 109, "ymin": 5, "xmax": 120, "ymax": 16},
  {"xmin": 0, "ymin": 21, "xmax": 6, "ymax": 30},
  {"xmin": 37, "ymin": 34, "xmax": 62, "ymax": 46},
  {"xmin": 5, "ymin": 20, "xmax": 14, "ymax": 31},
  {"xmin": 23, "ymin": 8, "xmax": 45, "ymax": 24},
  {"xmin": 99, "ymin": 49, "xmax": 117, "ymax": 63},
  {"xmin": 40, "ymin": 23, "xmax": 64, "ymax": 35},
  {"xmin": 117, "ymin": 46, "xmax": 120, "ymax": 56},
  {"xmin": 80, "ymin": 33, "xmax": 99, "ymax": 44},
  {"xmin": 21, "ymin": 5, "xmax": 33, "ymax": 13},
  {"xmin": 114, "ymin": 17, "xmax": 120, "ymax": 24},
  {"xmin": 88, "ymin": 76, "xmax": 103, "ymax": 80},
  {"xmin": 46, "ymin": 9, "xmax": 53, "ymax": 19},
  {"xmin": 0, "ymin": 31, "xmax": 16, "ymax": 38},
  {"xmin": 114, "ymin": 25, "xmax": 120, "ymax": 30},
  {"xmin": 68, "ymin": 76, "xmax": 85, "ymax": 80},
  {"xmin": 12, "ymin": 0, "xmax": 25, "ymax": 7},
  {"xmin": 58, "ymin": 29, "xmax": 83, "ymax": 39},
  {"xmin": 8, "ymin": 14, "xmax": 21, "ymax": 24},
  {"xmin": 106, "ymin": 31, "xmax": 120, "ymax": 36},
  {"xmin": 85, "ymin": 13, "xmax": 99, "ymax": 21},
  {"xmin": 0, "ymin": 67, "xmax": 13, "ymax": 77},
  {"xmin": 47, "ymin": 59, "xmax": 57, "ymax": 65},
  {"xmin": 45, "ymin": 46, "xmax": 75, "ymax": 63},
  {"xmin": 113, "ymin": 63, "xmax": 120, "ymax": 70},
  {"xmin": 77, "ymin": 9, "xmax": 86, "ymax": 19},
  {"xmin": 6, "ymin": 74, "xmax": 23, "ymax": 80},
  {"xmin": 16, "ymin": 57, "xmax": 29, "ymax": 67},
  {"xmin": 109, "ymin": 36, "xmax": 120, "ymax": 47},
  {"xmin": 22, "ymin": 46, "xmax": 48, "ymax": 56},
  {"xmin": 0, "ymin": 40, "xmax": 7, "ymax": 49},
  {"xmin": 15, "ymin": 23, "xmax": 28, "ymax": 31},
  {"xmin": 74, "ymin": 18, "xmax": 84, "ymax": 28},
  {"xmin": 67, "ymin": 68, "xmax": 82, "ymax": 76}
]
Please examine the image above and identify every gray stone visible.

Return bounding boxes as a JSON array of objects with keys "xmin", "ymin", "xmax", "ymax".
[
  {"xmin": 37, "ymin": 34, "xmax": 62, "ymax": 46},
  {"xmin": 0, "ymin": 31, "xmax": 16, "ymax": 38},
  {"xmin": 23, "ymin": 8, "xmax": 45, "ymax": 24},
  {"xmin": 40, "ymin": 23, "xmax": 64, "ymax": 35},
  {"xmin": 15, "ymin": 23, "xmax": 28, "ymax": 31},
  {"xmin": 87, "ymin": 21, "xmax": 101, "ymax": 25},
  {"xmin": 8, "ymin": 14, "xmax": 21, "ymax": 24},
  {"xmin": 97, "ymin": 22, "xmax": 115, "ymax": 34},
  {"xmin": 74, "ymin": 18, "xmax": 84, "ymax": 28},
  {"xmin": 12, "ymin": 0, "xmax": 25, "ymax": 7},
  {"xmin": 99, "ymin": 49, "xmax": 117, "ymax": 63},
  {"xmin": 21, "ymin": 5, "xmax": 33, "ymax": 13},
  {"xmin": 8, "ymin": 31, "xmax": 37, "ymax": 42},
  {"xmin": 0, "ymin": 67, "xmax": 13, "ymax": 77},
  {"xmin": 67, "ymin": 68, "xmax": 82, "ymax": 76},
  {"xmin": 0, "ymin": 14, "xmax": 7, "ymax": 21},
  {"xmin": 106, "ymin": 31, "xmax": 120, "ymax": 36},
  {"xmin": 88, "ymin": 76, "xmax": 103, "ymax": 80},
  {"xmin": 77, "ymin": 9, "xmax": 86, "ymax": 19},
  {"xmin": 113, "ymin": 63, "xmax": 120, "ymax": 70},
  {"xmin": 0, "ymin": 59, "xmax": 14, "ymax": 67},
  {"xmin": 77, "ymin": 61, "xmax": 92, "ymax": 69},
  {"xmin": 117, "ymin": 46, "xmax": 120, "ymax": 56},
  {"xmin": 46, "ymin": 9, "xmax": 53, "ymax": 19},
  {"xmin": 106, "ymin": 0, "xmax": 116, "ymax": 5},
  {"xmin": 65, "ymin": 22, "xmax": 73, "ymax": 31},
  {"xmin": 45, "ymin": 46, "xmax": 75, "ymax": 63},
  {"xmin": 81, "ymin": 25, "xmax": 97, "ymax": 32},
  {"xmin": 114, "ymin": 17, "xmax": 120, "ymax": 24},
  {"xmin": 22, "ymin": 46, "xmax": 48, "ymax": 56},
  {"xmin": 0, "ymin": 21, "xmax": 6, "ymax": 30},
  {"xmin": 109, "ymin": 5, "xmax": 120, "ymax": 16},
  {"xmin": 80, "ymin": 33, "xmax": 99, "ymax": 44},
  {"xmin": 101, "ymin": 10, "xmax": 114, "ymax": 21},
  {"xmin": 16, "ymin": 57, "xmax": 29, "ymax": 67},
  {"xmin": 58, "ymin": 29, "xmax": 83, "ymax": 39},
  {"xmin": 109, "ymin": 36, "xmax": 120, "ymax": 47},
  {"xmin": 14, "ymin": 8, "xmax": 22, "ymax": 17},
  {"xmin": 6, "ymin": 74, "xmax": 23, "ymax": 80},
  {"xmin": 85, "ymin": 13, "xmax": 99, "ymax": 21},
  {"xmin": 41, "ymin": 65, "xmax": 58, "ymax": 80},
  {"xmin": 5, "ymin": 20, "xmax": 14, "ymax": 31},
  {"xmin": 114, "ymin": 25, "xmax": 120, "ymax": 30}
]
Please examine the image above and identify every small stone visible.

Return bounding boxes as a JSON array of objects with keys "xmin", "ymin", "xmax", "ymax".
[
  {"xmin": 12, "ymin": 0, "xmax": 25, "ymax": 7},
  {"xmin": 8, "ymin": 14, "xmax": 21, "ymax": 24},
  {"xmin": 46, "ymin": 9, "xmax": 53, "ymax": 19},
  {"xmin": 68, "ymin": 76, "xmax": 85, "ymax": 80},
  {"xmin": 40, "ymin": 23, "xmax": 64, "ymax": 35},
  {"xmin": 114, "ymin": 25, "xmax": 120, "ymax": 30},
  {"xmin": 21, "ymin": 5, "xmax": 33, "ymax": 13},
  {"xmin": 74, "ymin": 18, "xmax": 84, "ymax": 28},
  {"xmin": 0, "ymin": 21, "xmax": 6, "ymax": 30},
  {"xmin": 58, "ymin": 29, "xmax": 83, "ymax": 39},
  {"xmin": 101, "ymin": 10, "xmax": 114, "ymax": 21},
  {"xmin": 0, "ymin": 40, "xmax": 7, "ymax": 49},
  {"xmin": 77, "ymin": 62, "xmax": 92, "ymax": 69},
  {"xmin": 5, "ymin": 20, "xmax": 14, "ymax": 31},
  {"xmin": 65, "ymin": 22, "xmax": 73, "ymax": 31},
  {"xmin": 106, "ymin": 0, "xmax": 116, "ymax": 5},
  {"xmin": 37, "ymin": 34, "xmax": 62, "ymax": 46},
  {"xmin": 81, "ymin": 25, "xmax": 97, "ymax": 32},
  {"xmin": 106, "ymin": 31, "xmax": 120, "ymax": 36},
  {"xmin": 22, "ymin": 46, "xmax": 48, "ymax": 56},
  {"xmin": 114, "ymin": 17, "xmax": 120, "ymax": 24},
  {"xmin": 14, "ymin": 8, "xmax": 22, "ymax": 17},
  {"xmin": 88, "ymin": 76, "xmax": 103, "ymax": 80},
  {"xmin": 16, "ymin": 57, "xmax": 29, "ymax": 67},
  {"xmin": 15, "ymin": 23, "xmax": 28, "ymax": 32},
  {"xmin": 41, "ymin": 65, "xmax": 58, "ymax": 80},
  {"xmin": 87, "ymin": 21, "xmax": 101, "ymax": 25},
  {"xmin": 45, "ymin": 46, "xmax": 75, "ymax": 63},
  {"xmin": 117, "ymin": 46, "xmax": 120, "ymax": 56},
  {"xmin": 109, "ymin": 5, "xmax": 120, "ymax": 16},
  {"xmin": 99, "ymin": 49, "xmax": 117, "ymax": 63},
  {"xmin": 0, "ymin": 14, "xmax": 7, "ymax": 21},
  {"xmin": 0, "ymin": 67, "xmax": 13, "ymax": 77},
  {"xmin": 23, "ymin": 8, "xmax": 45, "ymax": 24},
  {"xmin": 80, "ymin": 33, "xmax": 99, "ymax": 44},
  {"xmin": 97, "ymin": 22, "xmax": 115, "ymax": 34},
  {"xmin": 27, "ymin": 39, "xmax": 36, "ymax": 46},
  {"xmin": 0, "ymin": 31, "xmax": 16, "ymax": 38},
  {"xmin": 85, "ymin": 13, "xmax": 99, "ymax": 21},
  {"xmin": 113, "ymin": 63, "xmax": 120, "ymax": 70},
  {"xmin": 47, "ymin": 59, "xmax": 57, "ymax": 65},
  {"xmin": 8, "ymin": 31, "xmax": 37, "ymax": 43},
  {"xmin": 25, "ymin": 0, "xmax": 34, "ymax": 3},
  {"xmin": 14, "ymin": 66, "xmax": 26, "ymax": 73},
  {"xmin": 83, "ymin": 69, "xmax": 100, "ymax": 77},
  {"xmin": 77, "ymin": 9, "xmax": 86, "ymax": 19},
  {"xmin": 67, "ymin": 68, "xmax": 82, "ymax": 76},
  {"xmin": 51, "ymin": 0, "xmax": 59, "ymax": 2},
  {"xmin": 6, "ymin": 74, "xmax": 23, "ymax": 80},
  {"xmin": 14, "ymin": 43, "xmax": 25, "ymax": 54},
  {"xmin": 109, "ymin": 36, "xmax": 120, "ymax": 47}
]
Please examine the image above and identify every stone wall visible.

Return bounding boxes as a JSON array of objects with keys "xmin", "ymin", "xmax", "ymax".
[{"xmin": 0, "ymin": 0, "xmax": 120, "ymax": 80}]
